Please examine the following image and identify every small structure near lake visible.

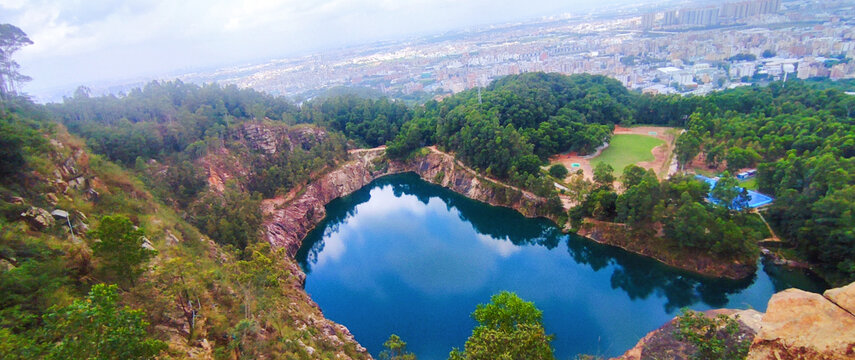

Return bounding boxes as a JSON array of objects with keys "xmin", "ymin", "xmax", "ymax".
[
  {"xmin": 695, "ymin": 175, "xmax": 773, "ymax": 209},
  {"xmin": 737, "ymin": 169, "xmax": 757, "ymax": 180}
]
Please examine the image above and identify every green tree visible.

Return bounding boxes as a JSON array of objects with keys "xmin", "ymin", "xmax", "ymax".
[
  {"xmin": 190, "ymin": 182, "xmax": 262, "ymax": 252},
  {"xmin": 663, "ymin": 192, "xmax": 712, "ymax": 249},
  {"xmin": 674, "ymin": 309, "xmax": 750, "ymax": 360},
  {"xmin": 724, "ymin": 147, "xmax": 760, "ymax": 173},
  {"xmin": 229, "ymin": 242, "xmax": 289, "ymax": 319},
  {"xmin": 676, "ymin": 130, "xmax": 701, "ymax": 170},
  {"xmin": 380, "ymin": 334, "xmax": 417, "ymax": 360},
  {"xmin": 0, "ymin": 122, "xmax": 25, "ymax": 176},
  {"xmin": 616, "ymin": 172, "xmax": 660, "ymax": 228},
  {"xmin": 593, "ymin": 162, "xmax": 615, "ymax": 188},
  {"xmin": 620, "ymin": 164, "xmax": 648, "ymax": 189},
  {"xmin": 40, "ymin": 284, "xmax": 167, "ymax": 360},
  {"xmin": 89, "ymin": 215, "xmax": 156, "ymax": 288},
  {"xmin": 548, "ymin": 164, "xmax": 568, "ymax": 179},
  {"xmin": 0, "ymin": 24, "xmax": 33, "ymax": 100},
  {"xmin": 449, "ymin": 291, "xmax": 555, "ymax": 360},
  {"xmin": 711, "ymin": 172, "xmax": 742, "ymax": 210}
]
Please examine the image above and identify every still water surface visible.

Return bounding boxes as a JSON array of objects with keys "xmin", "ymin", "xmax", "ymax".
[{"xmin": 297, "ymin": 173, "xmax": 826, "ymax": 360}]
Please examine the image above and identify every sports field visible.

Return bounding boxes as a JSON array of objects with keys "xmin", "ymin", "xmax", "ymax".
[
  {"xmin": 549, "ymin": 126, "xmax": 676, "ymax": 182},
  {"xmin": 591, "ymin": 134, "xmax": 665, "ymax": 176}
]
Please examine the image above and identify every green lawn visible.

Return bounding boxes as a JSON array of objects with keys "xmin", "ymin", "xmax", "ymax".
[
  {"xmin": 740, "ymin": 177, "xmax": 759, "ymax": 190},
  {"xmin": 591, "ymin": 134, "xmax": 665, "ymax": 176}
]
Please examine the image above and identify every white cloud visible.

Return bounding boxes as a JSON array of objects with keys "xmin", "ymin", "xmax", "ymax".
[
  {"xmin": 475, "ymin": 233, "xmax": 522, "ymax": 258},
  {"xmin": 0, "ymin": 0, "xmax": 620, "ymax": 96}
]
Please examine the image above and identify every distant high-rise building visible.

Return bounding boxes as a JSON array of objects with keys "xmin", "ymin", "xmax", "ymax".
[
  {"xmin": 720, "ymin": 0, "xmax": 781, "ymax": 21},
  {"xmin": 679, "ymin": 7, "xmax": 719, "ymax": 26},
  {"xmin": 641, "ymin": 13, "xmax": 655, "ymax": 30},
  {"xmin": 664, "ymin": 10, "xmax": 679, "ymax": 26}
]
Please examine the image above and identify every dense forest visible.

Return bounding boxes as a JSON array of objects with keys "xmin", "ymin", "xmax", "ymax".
[
  {"xmin": 43, "ymin": 72, "xmax": 855, "ymax": 284},
  {"xmin": 671, "ymin": 82, "xmax": 855, "ymax": 283}
]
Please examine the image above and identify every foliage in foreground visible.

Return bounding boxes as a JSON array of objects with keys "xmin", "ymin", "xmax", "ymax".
[
  {"xmin": 380, "ymin": 334, "xmax": 417, "ymax": 360},
  {"xmin": 675, "ymin": 309, "xmax": 751, "ymax": 360},
  {"xmin": 89, "ymin": 215, "xmax": 157, "ymax": 289},
  {"xmin": 449, "ymin": 291, "xmax": 555, "ymax": 360},
  {"xmin": 0, "ymin": 284, "xmax": 167, "ymax": 359}
]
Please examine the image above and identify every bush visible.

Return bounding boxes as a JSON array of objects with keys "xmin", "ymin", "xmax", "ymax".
[{"xmin": 548, "ymin": 164, "xmax": 568, "ymax": 179}]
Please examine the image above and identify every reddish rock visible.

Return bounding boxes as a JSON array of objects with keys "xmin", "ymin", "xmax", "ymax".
[{"xmin": 262, "ymin": 148, "xmax": 554, "ymax": 259}]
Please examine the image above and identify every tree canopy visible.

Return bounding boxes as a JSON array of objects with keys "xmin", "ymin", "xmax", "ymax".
[{"xmin": 450, "ymin": 291, "xmax": 555, "ymax": 360}]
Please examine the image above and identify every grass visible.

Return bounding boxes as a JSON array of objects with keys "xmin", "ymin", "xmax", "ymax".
[
  {"xmin": 591, "ymin": 134, "xmax": 665, "ymax": 176},
  {"xmin": 740, "ymin": 177, "xmax": 758, "ymax": 190}
]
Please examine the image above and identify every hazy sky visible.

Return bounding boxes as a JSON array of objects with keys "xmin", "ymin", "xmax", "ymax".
[{"xmin": 1, "ymin": 0, "xmax": 628, "ymax": 98}]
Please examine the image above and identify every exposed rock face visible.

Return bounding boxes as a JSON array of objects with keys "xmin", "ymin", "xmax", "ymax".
[
  {"xmin": 263, "ymin": 148, "xmax": 554, "ymax": 259},
  {"xmin": 21, "ymin": 207, "xmax": 55, "ymax": 230},
  {"xmin": 201, "ymin": 147, "xmax": 249, "ymax": 192},
  {"xmin": 235, "ymin": 122, "xmax": 290, "ymax": 155},
  {"xmin": 204, "ymin": 122, "xmax": 330, "ymax": 193},
  {"xmin": 265, "ymin": 152, "xmax": 381, "ymax": 257},
  {"xmin": 616, "ymin": 282, "xmax": 855, "ymax": 360},
  {"xmin": 408, "ymin": 150, "xmax": 555, "ymax": 219},
  {"xmin": 748, "ymin": 286, "xmax": 855, "ymax": 360},
  {"xmin": 823, "ymin": 282, "xmax": 855, "ymax": 315}
]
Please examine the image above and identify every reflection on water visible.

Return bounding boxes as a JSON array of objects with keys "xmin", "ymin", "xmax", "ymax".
[{"xmin": 296, "ymin": 173, "xmax": 827, "ymax": 360}]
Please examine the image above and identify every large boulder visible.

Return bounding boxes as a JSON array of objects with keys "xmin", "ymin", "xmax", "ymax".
[
  {"xmin": 747, "ymin": 287, "xmax": 855, "ymax": 360},
  {"xmin": 21, "ymin": 207, "xmax": 55, "ymax": 230},
  {"xmin": 823, "ymin": 282, "xmax": 855, "ymax": 315}
]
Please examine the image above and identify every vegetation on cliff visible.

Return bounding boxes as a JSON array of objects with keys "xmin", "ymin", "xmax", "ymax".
[
  {"xmin": 675, "ymin": 309, "xmax": 751, "ymax": 360},
  {"xmin": 0, "ymin": 97, "xmax": 368, "ymax": 358},
  {"xmin": 40, "ymin": 71, "xmax": 855, "ymax": 284}
]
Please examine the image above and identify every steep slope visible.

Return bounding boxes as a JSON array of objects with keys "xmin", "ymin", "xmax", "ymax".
[{"xmin": 0, "ymin": 112, "xmax": 368, "ymax": 359}]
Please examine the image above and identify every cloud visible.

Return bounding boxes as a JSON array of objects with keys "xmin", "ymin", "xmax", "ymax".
[{"xmin": 0, "ymin": 0, "xmax": 615, "ymax": 97}]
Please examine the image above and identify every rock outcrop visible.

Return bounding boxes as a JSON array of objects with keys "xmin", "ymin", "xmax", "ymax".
[
  {"xmin": 21, "ymin": 207, "xmax": 55, "ymax": 230},
  {"xmin": 616, "ymin": 309, "xmax": 760, "ymax": 360},
  {"xmin": 748, "ymin": 285, "xmax": 855, "ymax": 359},
  {"xmin": 615, "ymin": 281, "xmax": 855, "ymax": 360},
  {"xmin": 263, "ymin": 147, "xmax": 555, "ymax": 259}
]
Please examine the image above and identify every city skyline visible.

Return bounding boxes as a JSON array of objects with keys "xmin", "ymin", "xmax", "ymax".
[
  {"xmin": 0, "ymin": 0, "xmax": 646, "ymax": 100},
  {"xmin": 2, "ymin": 0, "xmax": 853, "ymax": 102}
]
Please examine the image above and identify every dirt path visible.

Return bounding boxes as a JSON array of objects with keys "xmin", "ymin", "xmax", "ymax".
[{"xmin": 425, "ymin": 146, "xmax": 540, "ymax": 199}]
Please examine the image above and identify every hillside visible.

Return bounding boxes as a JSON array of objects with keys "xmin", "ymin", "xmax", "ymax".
[{"xmin": 0, "ymin": 99, "xmax": 368, "ymax": 359}]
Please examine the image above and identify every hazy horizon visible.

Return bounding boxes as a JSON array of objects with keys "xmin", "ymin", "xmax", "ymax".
[{"xmin": 0, "ymin": 0, "xmax": 649, "ymax": 100}]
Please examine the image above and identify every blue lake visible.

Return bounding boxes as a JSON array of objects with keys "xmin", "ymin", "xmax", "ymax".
[{"xmin": 297, "ymin": 173, "xmax": 826, "ymax": 360}]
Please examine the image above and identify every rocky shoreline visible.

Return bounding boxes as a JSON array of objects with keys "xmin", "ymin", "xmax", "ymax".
[
  {"xmin": 263, "ymin": 147, "xmax": 556, "ymax": 262},
  {"xmin": 263, "ymin": 146, "xmax": 763, "ymax": 282},
  {"xmin": 577, "ymin": 219, "xmax": 757, "ymax": 280}
]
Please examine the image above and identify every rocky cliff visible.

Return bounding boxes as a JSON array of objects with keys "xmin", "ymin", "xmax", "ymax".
[
  {"xmin": 615, "ymin": 281, "xmax": 855, "ymax": 360},
  {"xmin": 263, "ymin": 147, "xmax": 555, "ymax": 260}
]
